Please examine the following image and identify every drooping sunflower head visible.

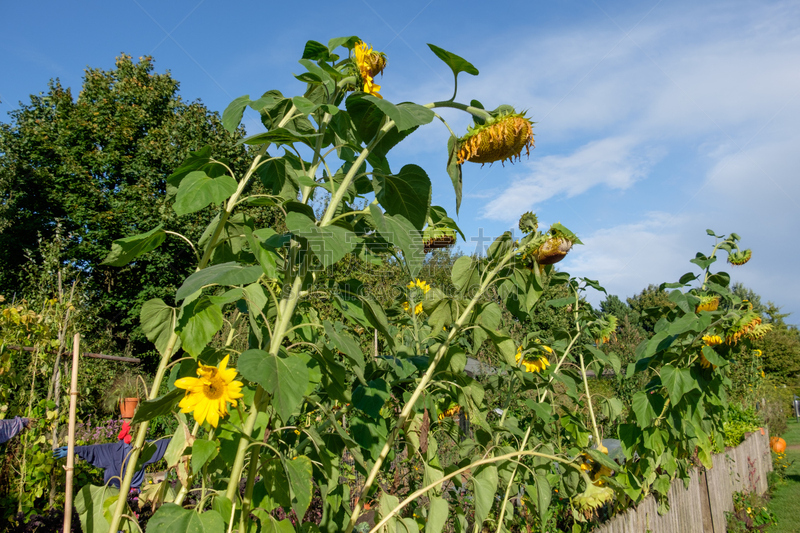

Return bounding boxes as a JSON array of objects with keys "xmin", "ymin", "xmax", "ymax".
[
  {"xmin": 174, "ymin": 355, "xmax": 244, "ymax": 428},
  {"xmin": 573, "ymin": 482, "xmax": 614, "ymax": 513},
  {"xmin": 725, "ymin": 311, "xmax": 762, "ymax": 344},
  {"xmin": 728, "ymin": 249, "xmax": 752, "ymax": 266},
  {"xmin": 422, "ymin": 227, "xmax": 457, "ymax": 253},
  {"xmin": 591, "ymin": 315, "xmax": 618, "ymax": 345},
  {"xmin": 696, "ymin": 295, "xmax": 720, "ymax": 313},
  {"xmin": 353, "ymin": 41, "xmax": 385, "ymax": 98},
  {"xmin": 746, "ymin": 323, "xmax": 773, "ymax": 341},
  {"xmin": 456, "ymin": 112, "xmax": 534, "ymax": 165}
]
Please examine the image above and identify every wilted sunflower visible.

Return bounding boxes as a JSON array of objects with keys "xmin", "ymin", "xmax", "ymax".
[
  {"xmin": 457, "ymin": 112, "xmax": 534, "ymax": 165},
  {"xmin": 728, "ymin": 249, "xmax": 752, "ymax": 266},
  {"xmin": 422, "ymin": 227, "xmax": 456, "ymax": 253},
  {"xmin": 536, "ymin": 237, "xmax": 573, "ymax": 265},
  {"xmin": 696, "ymin": 295, "xmax": 720, "ymax": 313},
  {"xmin": 592, "ymin": 315, "xmax": 618, "ymax": 345},
  {"xmin": 353, "ymin": 41, "xmax": 386, "ymax": 98},
  {"xmin": 746, "ymin": 323, "xmax": 773, "ymax": 341},
  {"xmin": 725, "ymin": 311, "xmax": 762, "ymax": 344},
  {"xmin": 175, "ymin": 355, "xmax": 244, "ymax": 428}
]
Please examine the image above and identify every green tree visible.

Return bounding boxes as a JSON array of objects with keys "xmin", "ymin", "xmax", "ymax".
[
  {"xmin": 0, "ymin": 54, "xmax": 276, "ymax": 362},
  {"xmin": 626, "ymin": 284, "xmax": 674, "ymax": 334}
]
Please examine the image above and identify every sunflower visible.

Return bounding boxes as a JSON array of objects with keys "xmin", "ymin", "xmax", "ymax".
[
  {"xmin": 407, "ymin": 278, "xmax": 431, "ymax": 294},
  {"xmin": 402, "ymin": 301, "xmax": 424, "ymax": 315},
  {"xmin": 725, "ymin": 311, "xmax": 762, "ymax": 344},
  {"xmin": 696, "ymin": 295, "xmax": 720, "ymax": 313},
  {"xmin": 354, "ymin": 41, "xmax": 385, "ymax": 98},
  {"xmin": 422, "ymin": 227, "xmax": 456, "ymax": 253},
  {"xmin": 699, "ymin": 354, "xmax": 716, "ymax": 369},
  {"xmin": 702, "ymin": 334, "xmax": 723, "ymax": 346},
  {"xmin": 515, "ymin": 344, "xmax": 552, "ymax": 373},
  {"xmin": 457, "ymin": 112, "xmax": 534, "ymax": 165},
  {"xmin": 174, "ymin": 355, "xmax": 244, "ymax": 428}
]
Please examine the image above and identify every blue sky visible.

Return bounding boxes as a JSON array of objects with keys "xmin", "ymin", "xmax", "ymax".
[{"xmin": 2, "ymin": 0, "xmax": 799, "ymax": 321}]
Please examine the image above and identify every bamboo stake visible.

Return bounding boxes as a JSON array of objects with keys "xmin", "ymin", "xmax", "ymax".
[{"xmin": 63, "ymin": 333, "xmax": 80, "ymax": 533}]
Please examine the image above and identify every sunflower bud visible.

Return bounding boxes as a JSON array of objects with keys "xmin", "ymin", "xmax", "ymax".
[
  {"xmin": 457, "ymin": 113, "xmax": 534, "ymax": 165},
  {"xmin": 728, "ymin": 249, "xmax": 752, "ymax": 266}
]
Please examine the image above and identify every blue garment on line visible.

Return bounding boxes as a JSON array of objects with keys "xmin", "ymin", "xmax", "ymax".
[
  {"xmin": 72, "ymin": 438, "xmax": 170, "ymax": 489},
  {"xmin": 0, "ymin": 417, "xmax": 29, "ymax": 444}
]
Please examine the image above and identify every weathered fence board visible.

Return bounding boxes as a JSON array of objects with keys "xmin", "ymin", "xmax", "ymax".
[{"xmin": 593, "ymin": 430, "xmax": 772, "ymax": 533}]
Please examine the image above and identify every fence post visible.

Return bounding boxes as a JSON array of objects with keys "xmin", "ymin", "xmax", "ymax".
[{"xmin": 697, "ymin": 468, "xmax": 715, "ymax": 532}]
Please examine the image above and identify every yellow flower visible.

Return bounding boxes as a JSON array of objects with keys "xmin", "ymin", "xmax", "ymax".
[
  {"xmin": 402, "ymin": 301, "xmax": 424, "ymax": 315},
  {"xmin": 354, "ymin": 41, "xmax": 385, "ymax": 98},
  {"xmin": 696, "ymin": 295, "xmax": 720, "ymax": 313},
  {"xmin": 457, "ymin": 112, "xmax": 534, "ymax": 165},
  {"xmin": 407, "ymin": 279, "xmax": 431, "ymax": 294},
  {"xmin": 702, "ymin": 335, "xmax": 723, "ymax": 346},
  {"xmin": 174, "ymin": 355, "xmax": 244, "ymax": 428},
  {"xmin": 515, "ymin": 345, "xmax": 551, "ymax": 373},
  {"xmin": 699, "ymin": 354, "xmax": 716, "ymax": 370},
  {"xmin": 753, "ymin": 349, "xmax": 762, "ymax": 357}
]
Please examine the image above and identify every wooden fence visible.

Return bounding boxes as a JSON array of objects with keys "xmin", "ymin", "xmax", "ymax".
[{"xmin": 593, "ymin": 430, "xmax": 773, "ymax": 533}]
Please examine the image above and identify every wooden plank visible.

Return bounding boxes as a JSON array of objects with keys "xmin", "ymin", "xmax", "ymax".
[{"xmin": 4, "ymin": 343, "xmax": 140, "ymax": 363}]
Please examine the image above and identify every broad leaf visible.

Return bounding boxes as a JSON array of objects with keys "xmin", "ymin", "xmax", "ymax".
[
  {"xmin": 130, "ymin": 388, "xmax": 183, "ymax": 425},
  {"xmin": 176, "ymin": 262, "xmax": 263, "ymax": 302},
  {"xmin": 191, "ymin": 439, "xmax": 219, "ymax": 475},
  {"xmin": 238, "ymin": 349, "xmax": 309, "ymax": 421},
  {"xmin": 661, "ymin": 364, "xmax": 697, "ymax": 405},
  {"xmin": 176, "ymin": 297, "xmax": 224, "ymax": 358},
  {"xmin": 147, "ymin": 504, "xmax": 225, "ymax": 531},
  {"xmin": 374, "ymin": 164, "xmax": 431, "ymax": 230},
  {"xmin": 102, "ymin": 226, "xmax": 166, "ymax": 266},
  {"xmin": 174, "ymin": 171, "xmax": 237, "ymax": 217},
  {"xmin": 427, "ymin": 43, "xmax": 479, "ymax": 81},
  {"xmin": 472, "ymin": 464, "xmax": 498, "ymax": 527},
  {"xmin": 284, "ymin": 455, "xmax": 313, "ymax": 520},
  {"xmin": 286, "ymin": 212, "xmax": 357, "ymax": 268},
  {"xmin": 222, "ymin": 95, "xmax": 250, "ymax": 134},
  {"xmin": 140, "ymin": 298, "xmax": 182, "ymax": 357},
  {"xmin": 368, "ymin": 205, "xmax": 423, "ymax": 277}
]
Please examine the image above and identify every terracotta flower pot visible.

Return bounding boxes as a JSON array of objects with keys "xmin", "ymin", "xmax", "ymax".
[{"xmin": 119, "ymin": 398, "xmax": 139, "ymax": 419}]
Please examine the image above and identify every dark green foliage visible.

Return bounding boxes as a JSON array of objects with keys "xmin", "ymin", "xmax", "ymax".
[
  {"xmin": 626, "ymin": 284, "xmax": 674, "ymax": 334},
  {"xmin": 0, "ymin": 55, "xmax": 278, "ymax": 364}
]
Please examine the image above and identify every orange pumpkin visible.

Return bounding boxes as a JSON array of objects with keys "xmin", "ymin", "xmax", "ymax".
[{"xmin": 771, "ymin": 437, "xmax": 787, "ymax": 454}]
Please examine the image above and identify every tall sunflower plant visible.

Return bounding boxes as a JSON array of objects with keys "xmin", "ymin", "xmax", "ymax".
[{"xmin": 94, "ymin": 35, "xmax": 754, "ymax": 533}]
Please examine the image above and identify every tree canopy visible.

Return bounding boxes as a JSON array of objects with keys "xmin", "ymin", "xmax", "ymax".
[{"xmin": 0, "ymin": 54, "xmax": 275, "ymax": 362}]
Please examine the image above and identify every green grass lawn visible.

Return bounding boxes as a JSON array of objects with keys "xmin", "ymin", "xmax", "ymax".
[{"xmin": 767, "ymin": 422, "xmax": 800, "ymax": 532}]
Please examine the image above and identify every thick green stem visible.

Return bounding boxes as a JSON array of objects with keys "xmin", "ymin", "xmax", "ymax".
[
  {"xmin": 579, "ymin": 349, "xmax": 602, "ymax": 447},
  {"xmin": 495, "ymin": 426, "xmax": 532, "ymax": 533},
  {"xmin": 108, "ymin": 329, "xmax": 180, "ymax": 533},
  {"xmin": 369, "ymin": 448, "xmax": 574, "ymax": 533},
  {"xmin": 239, "ymin": 439, "xmax": 263, "ymax": 533},
  {"xmin": 345, "ymin": 245, "xmax": 524, "ymax": 533},
  {"xmin": 425, "ymin": 101, "xmax": 493, "ymax": 121},
  {"xmin": 225, "ymin": 251, "xmax": 308, "ymax": 502},
  {"xmin": 319, "ymin": 120, "xmax": 394, "ymax": 227},
  {"xmin": 301, "ymin": 110, "xmax": 334, "ymax": 205}
]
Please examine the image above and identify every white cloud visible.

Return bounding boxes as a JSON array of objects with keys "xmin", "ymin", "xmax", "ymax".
[{"xmin": 481, "ymin": 136, "xmax": 660, "ymax": 221}]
